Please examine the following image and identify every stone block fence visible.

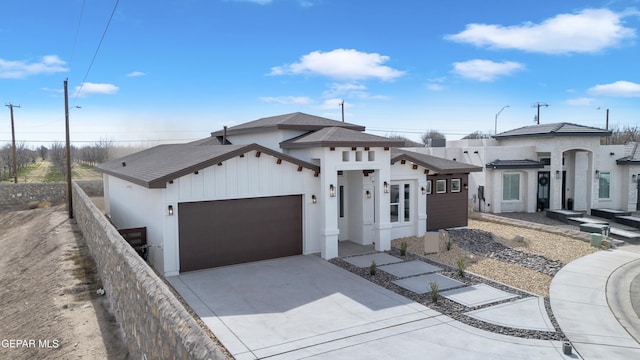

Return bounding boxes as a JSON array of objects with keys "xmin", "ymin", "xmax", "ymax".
[
  {"xmin": 71, "ymin": 181, "xmax": 226, "ymax": 360},
  {"xmin": 0, "ymin": 180, "xmax": 103, "ymax": 206}
]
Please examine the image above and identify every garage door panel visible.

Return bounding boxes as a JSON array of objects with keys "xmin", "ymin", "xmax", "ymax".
[{"xmin": 179, "ymin": 195, "xmax": 302, "ymax": 272}]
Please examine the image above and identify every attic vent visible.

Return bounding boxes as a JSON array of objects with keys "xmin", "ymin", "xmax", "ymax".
[{"xmin": 121, "ymin": 161, "xmax": 126, "ymax": 167}]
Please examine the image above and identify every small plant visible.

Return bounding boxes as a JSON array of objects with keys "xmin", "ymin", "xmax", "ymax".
[
  {"xmin": 456, "ymin": 257, "xmax": 466, "ymax": 277},
  {"xmin": 445, "ymin": 237, "xmax": 453, "ymax": 251},
  {"xmin": 369, "ymin": 260, "xmax": 377, "ymax": 276},
  {"xmin": 400, "ymin": 241, "xmax": 408, "ymax": 256},
  {"xmin": 429, "ymin": 281, "xmax": 439, "ymax": 303}
]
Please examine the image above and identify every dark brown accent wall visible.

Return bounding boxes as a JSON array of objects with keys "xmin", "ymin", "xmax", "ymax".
[{"xmin": 427, "ymin": 174, "xmax": 469, "ymax": 231}]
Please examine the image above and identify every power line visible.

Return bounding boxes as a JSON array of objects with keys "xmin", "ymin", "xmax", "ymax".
[
  {"xmin": 69, "ymin": 0, "xmax": 87, "ymax": 65},
  {"xmin": 73, "ymin": 0, "xmax": 120, "ymax": 99}
]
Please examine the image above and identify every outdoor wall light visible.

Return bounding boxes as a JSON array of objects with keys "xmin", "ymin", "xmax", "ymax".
[
  {"xmin": 311, "ymin": 195, "xmax": 317, "ymax": 204},
  {"xmin": 595, "ymin": 170, "xmax": 600, "ymax": 178},
  {"xmin": 463, "ymin": 183, "xmax": 468, "ymax": 190},
  {"xmin": 555, "ymin": 170, "xmax": 561, "ymax": 179},
  {"xmin": 329, "ymin": 184, "xmax": 336, "ymax": 197},
  {"xmin": 463, "ymin": 150, "xmax": 468, "ymax": 154},
  {"xmin": 633, "ymin": 174, "xmax": 637, "ymax": 183},
  {"xmin": 383, "ymin": 181, "xmax": 389, "ymax": 193},
  {"xmin": 167, "ymin": 205, "xmax": 174, "ymax": 216},
  {"xmin": 421, "ymin": 186, "xmax": 426, "ymax": 195},
  {"xmin": 365, "ymin": 190, "xmax": 371, "ymax": 199}
]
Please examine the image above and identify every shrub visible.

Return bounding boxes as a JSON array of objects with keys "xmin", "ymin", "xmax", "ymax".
[
  {"xmin": 400, "ymin": 241, "xmax": 408, "ymax": 256},
  {"xmin": 430, "ymin": 281, "xmax": 439, "ymax": 303},
  {"xmin": 369, "ymin": 260, "xmax": 377, "ymax": 276},
  {"xmin": 456, "ymin": 257, "xmax": 466, "ymax": 277},
  {"xmin": 445, "ymin": 237, "xmax": 453, "ymax": 251}
]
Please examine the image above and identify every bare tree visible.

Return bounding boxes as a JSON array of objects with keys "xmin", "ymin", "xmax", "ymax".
[
  {"xmin": 420, "ymin": 130, "xmax": 446, "ymax": 145},
  {"xmin": 462, "ymin": 131, "xmax": 492, "ymax": 140},
  {"xmin": 49, "ymin": 142, "xmax": 66, "ymax": 175},
  {"xmin": 37, "ymin": 145, "xmax": 48, "ymax": 160},
  {"xmin": 606, "ymin": 125, "xmax": 640, "ymax": 145}
]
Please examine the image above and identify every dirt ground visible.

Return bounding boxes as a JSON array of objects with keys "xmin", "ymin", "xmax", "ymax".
[{"xmin": 0, "ymin": 204, "xmax": 129, "ymax": 360}]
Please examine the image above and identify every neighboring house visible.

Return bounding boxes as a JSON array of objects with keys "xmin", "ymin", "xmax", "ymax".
[
  {"xmin": 97, "ymin": 112, "xmax": 480, "ymax": 276},
  {"xmin": 409, "ymin": 122, "xmax": 640, "ymax": 214}
]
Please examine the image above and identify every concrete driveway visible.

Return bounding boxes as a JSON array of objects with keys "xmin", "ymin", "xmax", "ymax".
[{"xmin": 168, "ymin": 255, "xmax": 574, "ymax": 360}]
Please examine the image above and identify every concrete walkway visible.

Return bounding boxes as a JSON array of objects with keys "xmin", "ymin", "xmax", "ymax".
[{"xmin": 551, "ymin": 248, "xmax": 640, "ymax": 359}]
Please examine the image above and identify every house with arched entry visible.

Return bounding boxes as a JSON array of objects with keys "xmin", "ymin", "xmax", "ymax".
[
  {"xmin": 410, "ymin": 123, "xmax": 640, "ymax": 214},
  {"xmin": 97, "ymin": 112, "xmax": 480, "ymax": 276}
]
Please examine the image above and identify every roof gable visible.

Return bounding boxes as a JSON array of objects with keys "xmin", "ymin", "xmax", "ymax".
[
  {"xmin": 211, "ymin": 112, "xmax": 365, "ymax": 137},
  {"xmin": 280, "ymin": 127, "xmax": 405, "ymax": 149},
  {"xmin": 495, "ymin": 122, "xmax": 610, "ymax": 139},
  {"xmin": 391, "ymin": 149, "xmax": 482, "ymax": 174},
  {"xmin": 97, "ymin": 143, "xmax": 319, "ymax": 189}
]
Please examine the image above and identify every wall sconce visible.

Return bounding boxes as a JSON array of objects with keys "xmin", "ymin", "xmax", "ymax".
[
  {"xmin": 463, "ymin": 183, "xmax": 468, "ymax": 190},
  {"xmin": 633, "ymin": 174, "xmax": 637, "ymax": 183},
  {"xmin": 167, "ymin": 205, "xmax": 174, "ymax": 216},
  {"xmin": 421, "ymin": 186, "xmax": 426, "ymax": 195},
  {"xmin": 610, "ymin": 152, "xmax": 615, "ymax": 156},
  {"xmin": 595, "ymin": 170, "xmax": 600, "ymax": 178},
  {"xmin": 365, "ymin": 190, "xmax": 371, "ymax": 199},
  {"xmin": 311, "ymin": 195, "xmax": 317, "ymax": 203},
  {"xmin": 383, "ymin": 181, "xmax": 389, "ymax": 193},
  {"xmin": 555, "ymin": 170, "xmax": 561, "ymax": 179},
  {"xmin": 463, "ymin": 150, "xmax": 468, "ymax": 154},
  {"xmin": 329, "ymin": 184, "xmax": 336, "ymax": 197}
]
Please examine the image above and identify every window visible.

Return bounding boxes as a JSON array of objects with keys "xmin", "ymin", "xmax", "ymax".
[
  {"xmin": 390, "ymin": 183, "xmax": 412, "ymax": 223},
  {"xmin": 436, "ymin": 179, "xmax": 446, "ymax": 193},
  {"xmin": 598, "ymin": 172, "xmax": 610, "ymax": 199},
  {"xmin": 339, "ymin": 185, "xmax": 345, "ymax": 217},
  {"xmin": 503, "ymin": 173, "xmax": 520, "ymax": 201},
  {"xmin": 426, "ymin": 180, "xmax": 432, "ymax": 194},
  {"xmin": 451, "ymin": 178, "xmax": 461, "ymax": 193}
]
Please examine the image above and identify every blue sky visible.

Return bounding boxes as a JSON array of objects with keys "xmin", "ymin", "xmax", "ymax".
[{"xmin": 1, "ymin": 0, "xmax": 640, "ymax": 147}]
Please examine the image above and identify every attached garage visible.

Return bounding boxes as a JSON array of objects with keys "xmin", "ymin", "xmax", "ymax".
[{"xmin": 178, "ymin": 195, "xmax": 303, "ymax": 272}]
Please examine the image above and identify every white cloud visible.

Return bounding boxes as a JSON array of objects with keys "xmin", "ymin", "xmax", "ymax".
[
  {"xmin": 259, "ymin": 96, "xmax": 313, "ymax": 104},
  {"xmin": 566, "ymin": 97, "xmax": 595, "ymax": 106},
  {"xmin": 451, "ymin": 59, "xmax": 524, "ymax": 81},
  {"xmin": 127, "ymin": 71, "xmax": 146, "ymax": 77},
  {"xmin": 269, "ymin": 49, "xmax": 405, "ymax": 81},
  {"xmin": 446, "ymin": 8, "xmax": 636, "ymax": 54},
  {"xmin": 588, "ymin": 80, "xmax": 640, "ymax": 97},
  {"xmin": 73, "ymin": 82, "xmax": 119, "ymax": 97},
  {"xmin": 0, "ymin": 55, "xmax": 68, "ymax": 79}
]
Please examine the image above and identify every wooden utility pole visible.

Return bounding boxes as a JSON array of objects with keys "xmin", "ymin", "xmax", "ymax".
[
  {"xmin": 5, "ymin": 103, "xmax": 20, "ymax": 183},
  {"xmin": 532, "ymin": 102, "xmax": 549, "ymax": 124},
  {"xmin": 64, "ymin": 79, "xmax": 73, "ymax": 219}
]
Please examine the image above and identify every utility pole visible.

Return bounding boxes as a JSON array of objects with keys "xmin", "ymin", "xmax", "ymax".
[
  {"xmin": 532, "ymin": 102, "xmax": 549, "ymax": 124},
  {"xmin": 64, "ymin": 79, "xmax": 73, "ymax": 219},
  {"xmin": 339, "ymin": 99, "xmax": 345, "ymax": 122},
  {"xmin": 5, "ymin": 103, "xmax": 20, "ymax": 183}
]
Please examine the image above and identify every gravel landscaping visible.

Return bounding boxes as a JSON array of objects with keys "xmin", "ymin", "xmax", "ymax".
[{"xmin": 331, "ymin": 212, "xmax": 604, "ymax": 341}]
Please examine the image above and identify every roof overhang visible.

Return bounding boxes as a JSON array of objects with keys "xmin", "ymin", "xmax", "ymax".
[{"xmin": 486, "ymin": 159, "xmax": 545, "ymax": 169}]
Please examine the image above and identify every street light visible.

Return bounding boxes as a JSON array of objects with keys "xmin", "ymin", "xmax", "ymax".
[{"xmin": 494, "ymin": 105, "xmax": 509, "ymax": 135}]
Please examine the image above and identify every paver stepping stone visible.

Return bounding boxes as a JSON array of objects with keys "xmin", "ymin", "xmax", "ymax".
[
  {"xmin": 379, "ymin": 261, "xmax": 442, "ymax": 277},
  {"xmin": 393, "ymin": 274, "xmax": 464, "ymax": 294},
  {"xmin": 342, "ymin": 253, "xmax": 403, "ymax": 268},
  {"xmin": 441, "ymin": 284, "xmax": 517, "ymax": 307},
  {"xmin": 466, "ymin": 297, "xmax": 555, "ymax": 332}
]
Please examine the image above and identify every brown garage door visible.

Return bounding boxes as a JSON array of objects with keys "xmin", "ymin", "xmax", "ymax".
[{"xmin": 178, "ymin": 195, "xmax": 302, "ymax": 272}]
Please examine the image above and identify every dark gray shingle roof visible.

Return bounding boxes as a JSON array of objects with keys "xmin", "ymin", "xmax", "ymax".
[
  {"xmin": 486, "ymin": 159, "xmax": 545, "ymax": 169},
  {"xmin": 97, "ymin": 143, "xmax": 319, "ymax": 189},
  {"xmin": 495, "ymin": 123, "xmax": 610, "ymax": 139},
  {"xmin": 391, "ymin": 149, "xmax": 482, "ymax": 174},
  {"xmin": 280, "ymin": 127, "xmax": 405, "ymax": 149},
  {"xmin": 211, "ymin": 112, "xmax": 365, "ymax": 136}
]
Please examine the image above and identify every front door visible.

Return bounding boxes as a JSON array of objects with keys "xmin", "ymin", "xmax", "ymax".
[{"xmin": 537, "ymin": 171, "xmax": 550, "ymax": 211}]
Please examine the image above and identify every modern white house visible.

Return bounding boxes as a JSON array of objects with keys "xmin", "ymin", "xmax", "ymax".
[
  {"xmin": 409, "ymin": 122, "xmax": 640, "ymax": 215},
  {"xmin": 97, "ymin": 113, "xmax": 481, "ymax": 276}
]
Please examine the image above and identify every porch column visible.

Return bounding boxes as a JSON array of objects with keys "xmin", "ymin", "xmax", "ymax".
[
  {"xmin": 320, "ymin": 166, "xmax": 339, "ymax": 259},
  {"xmin": 550, "ymin": 156, "xmax": 563, "ymax": 210},
  {"xmin": 417, "ymin": 178, "xmax": 427, "ymax": 235},
  {"xmin": 374, "ymin": 165, "xmax": 392, "ymax": 251}
]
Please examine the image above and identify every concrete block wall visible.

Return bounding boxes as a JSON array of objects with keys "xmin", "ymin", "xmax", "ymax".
[
  {"xmin": 71, "ymin": 181, "xmax": 226, "ymax": 360},
  {"xmin": 0, "ymin": 180, "xmax": 103, "ymax": 206}
]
